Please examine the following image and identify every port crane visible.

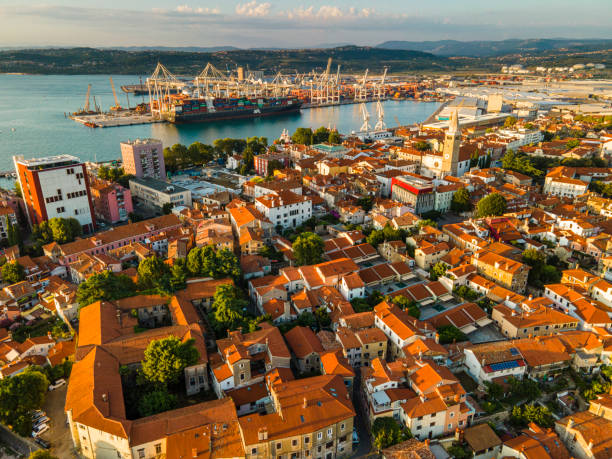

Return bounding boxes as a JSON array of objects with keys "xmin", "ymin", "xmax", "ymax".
[
  {"xmin": 147, "ymin": 62, "xmax": 183, "ymax": 120},
  {"xmin": 310, "ymin": 58, "xmax": 340, "ymax": 106},
  {"xmin": 355, "ymin": 69, "xmax": 369, "ymax": 102},
  {"xmin": 374, "ymin": 101, "xmax": 386, "ymax": 131},
  {"xmin": 84, "ymin": 84, "xmax": 91, "ymax": 112},
  {"xmin": 109, "ymin": 77, "xmax": 123, "ymax": 111},
  {"xmin": 374, "ymin": 67, "xmax": 388, "ymax": 101},
  {"xmin": 359, "ymin": 103, "xmax": 371, "ymax": 132}
]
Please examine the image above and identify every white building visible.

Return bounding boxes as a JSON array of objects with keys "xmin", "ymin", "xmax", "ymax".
[
  {"xmin": 543, "ymin": 176, "xmax": 589, "ymax": 198},
  {"xmin": 464, "ymin": 343, "xmax": 527, "ymax": 384},
  {"xmin": 254, "ymin": 190, "xmax": 312, "ymax": 230},
  {"xmin": 129, "ymin": 177, "xmax": 192, "ymax": 211},
  {"xmin": 14, "ymin": 155, "xmax": 96, "ymax": 233}
]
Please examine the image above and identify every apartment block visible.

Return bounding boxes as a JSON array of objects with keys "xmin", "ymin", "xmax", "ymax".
[{"xmin": 120, "ymin": 138, "xmax": 165, "ymax": 179}]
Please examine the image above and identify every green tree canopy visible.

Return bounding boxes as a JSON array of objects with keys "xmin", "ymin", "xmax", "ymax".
[
  {"xmin": 372, "ymin": 417, "xmax": 409, "ymax": 451},
  {"xmin": 437, "ymin": 325, "xmax": 468, "ymax": 344},
  {"xmin": 313, "ymin": 126, "xmax": 331, "ymax": 144},
  {"xmin": 209, "ymin": 284, "xmax": 248, "ymax": 335},
  {"xmin": 392, "ymin": 295, "xmax": 420, "ymax": 319},
  {"xmin": 450, "ymin": 188, "xmax": 472, "ymax": 213},
  {"xmin": 429, "ymin": 262, "xmax": 448, "ymax": 281},
  {"xmin": 413, "ymin": 140, "xmax": 431, "ymax": 151},
  {"xmin": 186, "ymin": 246, "xmax": 241, "ymax": 280},
  {"xmin": 138, "ymin": 256, "xmax": 172, "ymax": 292},
  {"xmin": 138, "ymin": 388, "xmax": 177, "ymax": 417},
  {"xmin": 1, "ymin": 261, "xmax": 25, "ymax": 284},
  {"xmin": 0, "ymin": 368, "xmax": 49, "ymax": 436},
  {"xmin": 328, "ymin": 130, "xmax": 341, "ymax": 144},
  {"xmin": 32, "ymin": 217, "xmax": 82, "ymax": 244},
  {"xmin": 141, "ymin": 336, "xmax": 200, "ymax": 386},
  {"xmin": 510, "ymin": 404, "xmax": 553, "ymax": 428},
  {"xmin": 291, "ymin": 127, "xmax": 314, "ymax": 145},
  {"xmin": 76, "ymin": 271, "xmax": 137, "ymax": 308},
  {"xmin": 292, "ymin": 232, "xmax": 324, "ymax": 266},
  {"xmin": 504, "ymin": 116, "xmax": 517, "ymax": 128},
  {"xmin": 476, "ymin": 193, "xmax": 507, "ymax": 217},
  {"xmin": 7, "ymin": 222, "xmax": 22, "ymax": 248}
]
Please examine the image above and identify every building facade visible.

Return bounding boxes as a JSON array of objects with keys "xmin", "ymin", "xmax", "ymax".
[
  {"xmin": 90, "ymin": 180, "xmax": 133, "ymax": 224},
  {"xmin": 120, "ymin": 138, "xmax": 166, "ymax": 179},
  {"xmin": 129, "ymin": 177, "xmax": 192, "ymax": 211},
  {"xmin": 13, "ymin": 155, "xmax": 96, "ymax": 233}
]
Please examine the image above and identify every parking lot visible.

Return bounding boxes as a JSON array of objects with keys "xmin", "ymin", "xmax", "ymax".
[{"xmin": 40, "ymin": 384, "xmax": 75, "ymax": 458}]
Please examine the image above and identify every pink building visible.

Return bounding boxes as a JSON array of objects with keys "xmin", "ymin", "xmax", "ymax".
[
  {"xmin": 120, "ymin": 138, "xmax": 166, "ymax": 179},
  {"xmin": 90, "ymin": 180, "xmax": 133, "ymax": 224}
]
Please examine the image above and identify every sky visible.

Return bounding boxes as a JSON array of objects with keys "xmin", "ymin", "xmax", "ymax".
[{"xmin": 0, "ymin": 0, "xmax": 611, "ymax": 48}]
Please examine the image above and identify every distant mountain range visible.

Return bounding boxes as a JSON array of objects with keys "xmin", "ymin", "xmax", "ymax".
[
  {"xmin": 0, "ymin": 40, "xmax": 610, "ymax": 75},
  {"xmin": 376, "ymin": 38, "xmax": 612, "ymax": 57}
]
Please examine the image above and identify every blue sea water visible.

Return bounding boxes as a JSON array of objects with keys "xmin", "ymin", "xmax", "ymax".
[{"xmin": 0, "ymin": 74, "xmax": 439, "ymax": 172}]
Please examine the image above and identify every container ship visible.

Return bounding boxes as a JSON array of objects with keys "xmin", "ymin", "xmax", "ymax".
[{"xmin": 156, "ymin": 95, "xmax": 302, "ymax": 123}]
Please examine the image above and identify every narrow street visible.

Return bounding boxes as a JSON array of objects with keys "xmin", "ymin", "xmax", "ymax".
[{"xmin": 350, "ymin": 374, "xmax": 373, "ymax": 458}]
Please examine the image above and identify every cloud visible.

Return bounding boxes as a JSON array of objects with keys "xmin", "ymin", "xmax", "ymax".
[
  {"xmin": 175, "ymin": 5, "xmax": 221, "ymax": 14},
  {"xmin": 235, "ymin": 1, "xmax": 271, "ymax": 17},
  {"xmin": 284, "ymin": 6, "xmax": 377, "ymax": 21}
]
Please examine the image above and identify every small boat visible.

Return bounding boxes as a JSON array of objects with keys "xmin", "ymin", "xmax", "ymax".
[{"xmin": 84, "ymin": 122, "xmax": 98, "ymax": 128}]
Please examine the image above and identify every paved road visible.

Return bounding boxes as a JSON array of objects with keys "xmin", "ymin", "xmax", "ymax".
[{"xmin": 349, "ymin": 374, "xmax": 374, "ymax": 458}]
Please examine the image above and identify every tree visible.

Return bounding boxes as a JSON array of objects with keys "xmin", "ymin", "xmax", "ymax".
[
  {"xmin": 313, "ymin": 126, "xmax": 331, "ymax": 144},
  {"xmin": 141, "ymin": 336, "xmax": 199, "ymax": 386},
  {"xmin": 393, "ymin": 296, "xmax": 420, "ymax": 319},
  {"xmin": 138, "ymin": 388, "xmax": 177, "ymax": 417},
  {"xmin": 210, "ymin": 284, "xmax": 248, "ymax": 334},
  {"xmin": 417, "ymin": 219, "xmax": 437, "ymax": 229},
  {"xmin": 29, "ymin": 452, "xmax": 59, "ymax": 459},
  {"xmin": 267, "ymin": 159, "xmax": 284, "ymax": 176},
  {"xmin": 76, "ymin": 271, "xmax": 137, "ymax": 308},
  {"xmin": 413, "ymin": 140, "xmax": 431, "ymax": 151},
  {"xmin": 510, "ymin": 404, "xmax": 553, "ymax": 428},
  {"xmin": 372, "ymin": 417, "xmax": 409, "ymax": 450},
  {"xmin": 476, "ymin": 193, "xmax": 507, "ymax": 217},
  {"xmin": 0, "ymin": 368, "xmax": 49, "ymax": 436},
  {"xmin": 450, "ymin": 188, "xmax": 472, "ymax": 213},
  {"xmin": 1, "ymin": 261, "xmax": 25, "ymax": 284},
  {"xmin": 429, "ymin": 262, "xmax": 447, "ymax": 281},
  {"xmin": 522, "ymin": 249, "xmax": 561, "ymax": 288},
  {"xmin": 292, "ymin": 232, "xmax": 324, "ymax": 266},
  {"xmin": 437, "ymin": 325, "xmax": 468, "ymax": 344},
  {"xmin": 186, "ymin": 246, "xmax": 241, "ymax": 280},
  {"xmin": 291, "ymin": 127, "xmax": 314, "ymax": 145},
  {"xmin": 484, "ymin": 381, "xmax": 504, "ymax": 400},
  {"xmin": 162, "ymin": 202, "xmax": 174, "ymax": 214},
  {"xmin": 138, "ymin": 256, "xmax": 172, "ymax": 292},
  {"xmin": 566, "ymin": 139, "xmax": 581, "ymax": 149},
  {"xmin": 328, "ymin": 130, "xmax": 341, "ymax": 144},
  {"xmin": 7, "ymin": 222, "xmax": 22, "ymax": 248},
  {"xmin": 32, "ymin": 217, "xmax": 81, "ymax": 244},
  {"xmin": 163, "ymin": 143, "xmax": 189, "ymax": 172},
  {"xmin": 504, "ymin": 116, "xmax": 517, "ymax": 128},
  {"xmin": 314, "ymin": 308, "xmax": 331, "ymax": 328},
  {"xmin": 356, "ymin": 195, "xmax": 374, "ymax": 211}
]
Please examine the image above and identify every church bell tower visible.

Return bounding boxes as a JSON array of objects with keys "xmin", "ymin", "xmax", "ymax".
[{"xmin": 441, "ymin": 110, "xmax": 461, "ymax": 176}]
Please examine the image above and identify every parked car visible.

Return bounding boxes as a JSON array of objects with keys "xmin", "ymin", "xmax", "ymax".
[
  {"xmin": 33, "ymin": 416, "xmax": 49, "ymax": 428},
  {"xmin": 48, "ymin": 378, "xmax": 66, "ymax": 391},
  {"xmin": 32, "ymin": 410, "xmax": 46, "ymax": 421},
  {"xmin": 34, "ymin": 437, "xmax": 51, "ymax": 449},
  {"xmin": 31, "ymin": 424, "xmax": 49, "ymax": 437}
]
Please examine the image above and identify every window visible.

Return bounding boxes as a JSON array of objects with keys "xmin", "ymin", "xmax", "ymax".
[
  {"xmin": 155, "ymin": 444, "xmax": 162, "ymax": 454},
  {"xmin": 317, "ymin": 433, "xmax": 322, "ymax": 440},
  {"xmin": 340, "ymin": 423, "xmax": 345, "ymax": 430},
  {"xmin": 292, "ymin": 439, "xmax": 298, "ymax": 447},
  {"xmin": 416, "ymin": 426, "xmax": 422, "ymax": 430},
  {"xmin": 304, "ymin": 437, "xmax": 310, "ymax": 444},
  {"xmin": 327, "ymin": 428, "xmax": 332, "ymax": 436},
  {"xmin": 448, "ymin": 424, "xmax": 452, "ymax": 429},
  {"xmin": 277, "ymin": 442, "xmax": 282, "ymax": 450},
  {"xmin": 430, "ymin": 422, "xmax": 435, "ymax": 427},
  {"xmin": 252, "ymin": 448, "xmax": 257, "ymax": 454},
  {"xmin": 138, "ymin": 450, "xmax": 144, "ymax": 459}
]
